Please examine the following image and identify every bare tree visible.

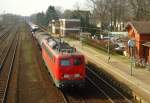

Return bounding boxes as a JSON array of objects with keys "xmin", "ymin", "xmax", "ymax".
[
  {"xmin": 63, "ymin": 9, "xmax": 72, "ymax": 18},
  {"xmin": 88, "ymin": 0, "xmax": 111, "ymax": 30},
  {"xmin": 87, "ymin": 0, "xmax": 129, "ymax": 30},
  {"xmin": 128, "ymin": 0, "xmax": 150, "ymax": 21},
  {"xmin": 87, "ymin": 0, "xmax": 150, "ymax": 31}
]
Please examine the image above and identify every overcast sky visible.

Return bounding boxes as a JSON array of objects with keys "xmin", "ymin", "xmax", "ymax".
[{"xmin": 0, "ymin": 0, "xmax": 87, "ymax": 16}]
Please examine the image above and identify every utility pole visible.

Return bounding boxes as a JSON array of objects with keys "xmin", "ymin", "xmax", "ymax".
[
  {"xmin": 107, "ymin": 31, "xmax": 110, "ymax": 63},
  {"xmin": 108, "ymin": 12, "xmax": 112, "ymax": 63},
  {"xmin": 128, "ymin": 39, "xmax": 135, "ymax": 76},
  {"xmin": 130, "ymin": 47, "xmax": 133, "ymax": 76}
]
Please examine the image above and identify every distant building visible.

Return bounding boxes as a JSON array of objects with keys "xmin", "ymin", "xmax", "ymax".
[
  {"xmin": 59, "ymin": 19, "xmax": 80, "ymax": 36},
  {"xmin": 51, "ymin": 20, "xmax": 60, "ymax": 34},
  {"xmin": 50, "ymin": 19, "xmax": 80, "ymax": 37},
  {"xmin": 126, "ymin": 21, "xmax": 150, "ymax": 63}
]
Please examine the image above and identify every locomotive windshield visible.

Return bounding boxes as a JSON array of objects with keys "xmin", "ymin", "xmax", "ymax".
[
  {"xmin": 60, "ymin": 59, "xmax": 70, "ymax": 66},
  {"xmin": 74, "ymin": 58, "xmax": 82, "ymax": 66}
]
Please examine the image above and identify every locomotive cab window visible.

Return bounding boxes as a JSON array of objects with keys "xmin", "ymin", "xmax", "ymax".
[
  {"xmin": 74, "ymin": 58, "xmax": 82, "ymax": 66},
  {"xmin": 60, "ymin": 59, "xmax": 70, "ymax": 66}
]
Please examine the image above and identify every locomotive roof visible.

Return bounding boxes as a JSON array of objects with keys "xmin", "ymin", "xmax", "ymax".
[{"xmin": 43, "ymin": 38, "xmax": 80, "ymax": 55}]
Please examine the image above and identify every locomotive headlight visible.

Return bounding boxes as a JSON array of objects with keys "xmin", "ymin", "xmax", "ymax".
[
  {"xmin": 74, "ymin": 74, "xmax": 80, "ymax": 78},
  {"xmin": 64, "ymin": 74, "xmax": 70, "ymax": 78}
]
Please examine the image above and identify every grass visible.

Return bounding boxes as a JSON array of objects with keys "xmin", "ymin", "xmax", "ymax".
[
  {"xmin": 21, "ymin": 24, "xmax": 38, "ymax": 81},
  {"xmin": 23, "ymin": 41, "xmax": 32, "ymax": 62}
]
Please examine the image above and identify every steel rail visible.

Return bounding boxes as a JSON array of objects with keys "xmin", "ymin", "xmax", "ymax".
[
  {"xmin": 0, "ymin": 26, "xmax": 18, "ymax": 65},
  {"xmin": 0, "ymin": 27, "xmax": 12, "ymax": 40},
  {"xmin": 2, "ymin": 35, "xmax": 18, "ymax": 103},
  {"xmin": 0, "ymin": 39, "xmax": 14, "ymax": 71},
  {"xmin": 86, "ymin": 76, "xmax": 115, "ymax": 103},
  {"xmin": 0, "ymin": 26, "xmax": 13, "ymax": 58},
  {"xmin": 0, "ymin": 27, "xmax": 9, "ymax": 38},
  {"xmin": 0, "ymin": 29, "xmax": 17, "ymax": 70},
  {"xmin": 59, "ymin": 90, "xmax": 69, "ymax": 103},
  {"xmin": 60, "ymin": 89, "xmax": 87, "ymax": 103},
  {"xmin": 0, "ymin": 31, "xmax": 18, "ymax": 103},
  {"xmin": 86, "ymin": 66, "xmax": 132, "ymax": 103}
]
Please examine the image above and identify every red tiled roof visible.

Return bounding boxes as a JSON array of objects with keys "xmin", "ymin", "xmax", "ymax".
[{"xmin": 127, "ymin": 21, "xmax": 150, "ymax": 34}]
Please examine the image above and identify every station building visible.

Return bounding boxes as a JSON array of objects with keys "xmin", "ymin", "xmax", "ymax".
[{"xmin": 126, "ymin": 21, "xmax": 150, "ymax": 64}]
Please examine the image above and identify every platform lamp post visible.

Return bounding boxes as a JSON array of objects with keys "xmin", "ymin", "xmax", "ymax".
[
  {"xmin": 107, "ymin": 31, "xmax": 111, "ymax": 63},
  {"xmin": 128, "ymin": 39, "xmax": 135, "ymax": 76},
  {"xmin": 107, "ymin": 22, "xmax": 112, "ymax": 63}
]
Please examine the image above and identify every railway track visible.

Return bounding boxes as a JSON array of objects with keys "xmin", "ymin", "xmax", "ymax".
[
  {"xmin": 0, "ymin": 26, "xmax": 18, "ymax": 65},
  {"xmin": 0, "ymin": 26, "xmax": 12, "ymax": 41},
  {"xmin": 60, "ymin": 88, "xmax": 87, "ymax": 103},
  {"xmin": 0, "ymin": 26, "xmax": 14, "ymax": 61},
  {"xmin": 55, "ymin": 65, "xmax": 136, "ymax": 103},
  {"xmin": 86, "ymin": 66, "xmax": 136, "ymax": 103},
  {"xmin": 0, "ymin": 30, "xmax": 18, "ymax": 103},
  {"xmin": 0, "ymin": 26, "xmax": 8, "ymax": 37},
  {"xmin": 0, "ymin": 29, "xmax": 9, "ymax": 40}
]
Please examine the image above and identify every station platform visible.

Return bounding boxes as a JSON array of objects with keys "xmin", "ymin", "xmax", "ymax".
[{"xmin": 65, "ymin": 39, "xmax": 150, "ymax": 103}]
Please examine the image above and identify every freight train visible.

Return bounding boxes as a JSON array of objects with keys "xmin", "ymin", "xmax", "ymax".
[{"xmin": 29, "ymin": 23, "xmax": 86, "ymax": 88}]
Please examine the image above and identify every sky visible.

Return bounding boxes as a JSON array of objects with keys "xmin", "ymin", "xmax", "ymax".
[{"xmin": 0, "ymin": 0, "xmax": 87, "ymax": 16}]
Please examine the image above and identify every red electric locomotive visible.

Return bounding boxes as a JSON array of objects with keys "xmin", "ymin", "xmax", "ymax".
[{"xmin": 41, "ymin": 38, "xmax": 86, "ymax": 88}]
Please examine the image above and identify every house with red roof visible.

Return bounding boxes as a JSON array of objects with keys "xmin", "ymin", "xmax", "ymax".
[{"xmin": 126, "ymin": 21, "xmax": 150, "ymax": 64}]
